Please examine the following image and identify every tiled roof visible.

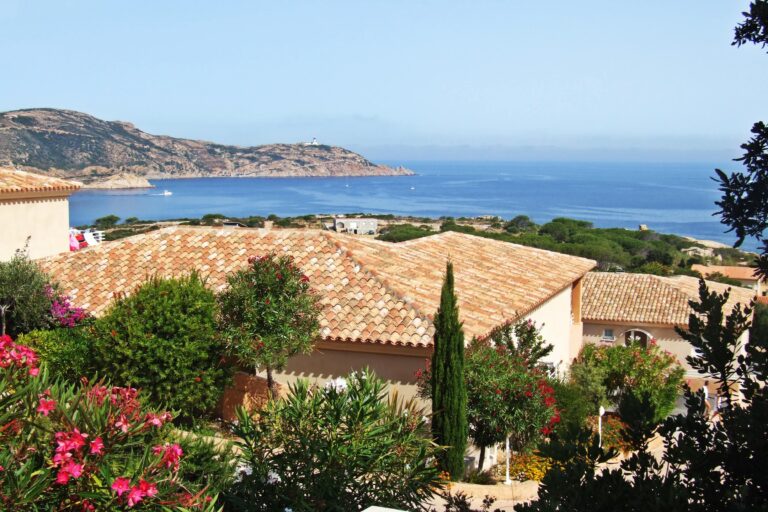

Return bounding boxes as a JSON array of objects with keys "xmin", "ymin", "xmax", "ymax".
[
  {"xmin": 0, "ymin": 167, "xmax": 81, "ymax": 196},
  {"xmin": 39, "ymin": 227, "xmax": 596, "ymax": 348},
  {"xmin": 583, "ymin": 272, "xmax": 757, "ymax": 326},
  {"xmin": 691, "ymin": 264, "xmax": 762, "ymax": 282}
]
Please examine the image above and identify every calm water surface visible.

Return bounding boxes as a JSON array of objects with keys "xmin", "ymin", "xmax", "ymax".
[{"xmin": 69, "ymin": 161, "xmax": 743, "ymax": 247}]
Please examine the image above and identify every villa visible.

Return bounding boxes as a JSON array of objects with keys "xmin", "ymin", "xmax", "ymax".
[
  {"xmin": 0, "ymin": 167, "xmax": 80, "ymax": 261},
  {"xmin": 582, "ymin": 272, "xmax": 756, "ymax": 382},
  {"xmin": 39, "ymin": 226, "xmax": 595, "ymax": 402},
  {"xmin": 691, "ymin": 264, "xmax": 765, "ymax": 296}
]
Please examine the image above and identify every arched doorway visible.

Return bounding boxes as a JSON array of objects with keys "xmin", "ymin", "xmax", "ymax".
[{"xmin": 622, "ymin": 329, "xmax": 651, "ymax": 347}]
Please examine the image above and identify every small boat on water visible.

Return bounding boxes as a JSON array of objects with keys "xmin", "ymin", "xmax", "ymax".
[{"xmin": 161, "ymin": 190, "xmax": 173, "ymax": 196}]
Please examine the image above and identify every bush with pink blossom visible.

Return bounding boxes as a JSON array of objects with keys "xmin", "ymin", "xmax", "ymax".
[{"xmin": 0, "ymin": 334, "xmax": 221, "ymax": 510}]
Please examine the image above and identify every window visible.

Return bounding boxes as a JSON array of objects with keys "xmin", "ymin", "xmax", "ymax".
[
  {"xmin": 624, "ymin": 329, "xmax": 650, "ymax": 347},
  {"xmin": 601, "ymin": 329, "xmax": 615, "ymax": 341}
]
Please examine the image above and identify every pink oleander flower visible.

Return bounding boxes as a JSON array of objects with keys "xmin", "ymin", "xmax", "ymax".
[
  {"xmin": 127, "ymin": 486, "xmax": 145, "ymax": 507},
  {"xmin": 90, "ymin": 437, "xmax": 104, "ymax": 455},
  {"xmin": 63, "ymin": 461, "xmax": 84, "ymax": 479},
  {"xmin": 56, "ymin": 469, "xmax": 72, "ymax": 485},
  {"xmin": 138, "ymin": 479, "xmax": 158, "ymax": 498},
  {"xmin": 144, "ymin": 411, "xmax": 172, "ymax": 428},
  {"xmin": 111, "ymin": 477, "xmax": 131, "ymax": 497},
  {"xmin": 37, "ymin": 397, "xmax": 56, "ymax": 416},
  {"xmin": 153, "ymin": 443, "xmax": 183, "ymax": 470}
]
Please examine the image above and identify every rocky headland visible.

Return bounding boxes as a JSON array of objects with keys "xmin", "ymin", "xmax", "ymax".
[{"xmin": 0, "ymin": 108, "xmax": 412, "ymax": 187}]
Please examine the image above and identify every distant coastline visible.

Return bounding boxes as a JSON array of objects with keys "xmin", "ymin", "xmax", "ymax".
[{"xmin": 0, "ymin": 108, "xmax": 413, "ymax": 185}]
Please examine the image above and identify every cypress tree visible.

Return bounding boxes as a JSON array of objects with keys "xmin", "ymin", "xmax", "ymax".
[{"xmin": 431, "ymin": 261, "xmax": 468, "ymax": 480}]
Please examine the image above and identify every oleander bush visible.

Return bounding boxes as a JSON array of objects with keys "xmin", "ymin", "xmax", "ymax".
[
  {"xmin": 0, "ymin": 335, "xmax": 220, "ymax": 510},
  {"xmin": 224, "ymin": 369, "xmax": 444, "ymax": 512},
  {"xmin": 570, "ymin": 341, "xmax": 684, "ymax": 423},
  {"xmin": 89, "ymin": 273, "xmax": 231, "ymax": 420}
]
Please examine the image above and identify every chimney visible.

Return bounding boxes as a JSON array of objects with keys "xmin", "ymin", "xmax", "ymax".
[{"xmin": 263, "ymin": 220, "xmax": 274, "ymax": 230}]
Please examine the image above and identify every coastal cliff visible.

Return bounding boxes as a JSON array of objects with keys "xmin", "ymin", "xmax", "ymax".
[{"xmin": 0, "ymin": 108, "xmax": 412, "ymax": 185}]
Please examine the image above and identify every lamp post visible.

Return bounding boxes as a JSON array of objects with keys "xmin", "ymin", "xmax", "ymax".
[
  {"xmin": 598, "ymin": 405, "xmax": 606, "ymax": 447},
  {"xmin": 504, "ymin": 435, "xmax": 512, "ymax": 485}
]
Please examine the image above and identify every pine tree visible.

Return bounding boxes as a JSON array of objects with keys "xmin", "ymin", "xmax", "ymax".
[{"xmin": 431, "ymin": 261, "xmax": 468, "ymax": 480}]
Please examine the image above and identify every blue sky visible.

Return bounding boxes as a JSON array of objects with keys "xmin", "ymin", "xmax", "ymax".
[{"xmin": 1, "ymin": 1, "xmax": 766, "ymax": 161}]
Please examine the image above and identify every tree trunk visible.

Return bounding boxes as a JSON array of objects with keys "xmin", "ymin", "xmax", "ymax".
[
  {"xmin": 477, "ymin": 445, "xmax": 487, "ymax": 472},
  {"xmin": 266, "ymin": 366, "xmax": 277, "ymax": 399},
  {"xmin": 0, "ymin": 305, "xmax": 7, "ymax": 336}
]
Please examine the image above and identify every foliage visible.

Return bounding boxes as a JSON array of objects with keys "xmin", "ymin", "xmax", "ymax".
[
  {"xmin": 486, "ymin": 319, "xmax": 553, "ymax": 369},
  {"xmin": 172, "ymin": 435, "xmax": 238, "ymax": 499},
  {"xmin": 751, "ymin": 301, "xmax": 768, "ymax": 343},
  {"xmin": 503, "ymin": 452, "xmax": 554, "ymax": 482},
  {"xmin": 431, "ymin": 261, "xmax": 468, "ymax": 480},
  {"xmin": 436, "ymin": 491, "xmax": 503, "ymax": 512},
  {"xmin": 585, "ymin": 414, "xmax": 632, "ymax": 453},
  {"xmin": 90, "ymin": 273, "xmax": 230, "ymax": 420},
  {"xmin": 0, "ymin": 335, "xmax": 219, "ymax": 510},
  {"xmin": 504, "ymin": 215, "xmax": 537, "ymax": 234},
  {"xmin": 18, "ymin": 326, "xmax": 94, "ymax": 382},
  {"xmin": 94, "ymin": 214, "xmax": 120, "ymax": 229},
  {"xmin": 218, "ymin": 253, "xmax": 321, "ymax": 397},
  {"xmin": 550, "ymin": 379, "xmax": 594, "ymax": 443},
  {"xmin": 570, "ymin": 341, "xmax": 684, "ymax": 423},
  {"xmin": 225, "ymin": 370, "xmax": 443, "ymax": 512},
  {"xmin": 463, "ymin": 469, "xmax": 496, "ymax": 485},
  {"xmin": 716, "ymin": 122, "xmax": 768, "ymax": 279},
  {"xmin": 420, "ymin": 320, "xmax": 558, "ymax": 471},
  {"xmin": 0, "ymin": 251, "xmax": 54, "ymax": 337},
  {"xmin": 377, "ymin": 223, "xmax": 434, "ymax": 242},
  {"xmin": 733, "ymin": 0, "xmax": 768, "ymax": 49},
  {"xmin": 516, "ymin": 280, "xmax": 767, "ymax": 512}
]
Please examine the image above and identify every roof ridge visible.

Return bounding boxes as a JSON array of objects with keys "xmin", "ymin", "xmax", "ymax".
[{"xmin": 323, "ymin": 231, "xmax": 435, "ymax": 328}]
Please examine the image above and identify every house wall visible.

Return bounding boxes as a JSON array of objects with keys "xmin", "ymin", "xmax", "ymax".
[
  {"xmin": 526, "ymin": 284, "xmax": 582, "ymax": 375},
  {"xmin": 0, "ymin": 196, "xmax": 71, "ymax": 261},
  {"xmin": 266, "ymin": 343, "xmax": 430, "ymax": 404}
]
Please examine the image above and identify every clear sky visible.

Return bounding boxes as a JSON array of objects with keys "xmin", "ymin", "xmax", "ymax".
[{"xmin": 1, "ymin": 1, "xmax": 766, "ymax": 161}]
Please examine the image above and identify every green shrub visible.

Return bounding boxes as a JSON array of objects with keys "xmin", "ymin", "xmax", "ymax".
[
  {"xmin": 571, "ymin": 342, "xmax": 684, "ymax": 423},
  {"xmin": 0, "ymin": 252, "xmax": 54, "ymax": 337},
  {"xmin": 376, "ymin": 223, "xmax": 433, "ymax": 242},
  {"xmin": 225, "ymin": 370, "xmax": 443, "ymax": 511},
  {"xmin": 551, "ymin": 379, "xmax": 594, "ymax": 442},
  {"xmin": 90, "ymin": 273, "xmax": 230, "ymax": 420},
  {"xmin": 171, "ymin": 435, "xmax": 238, "ymax": 498},
  {"xmin": 18, "ymin": 326, "xmax": 94, "ymax": 382},
  {"xmin": 94, "ymin": 214, "xmax": 120, "ymax": 229}
]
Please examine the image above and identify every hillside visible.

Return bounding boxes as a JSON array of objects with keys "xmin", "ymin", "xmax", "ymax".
[{"xmin": 0, "ymin": 108, "xmax": 412, "ymax": 183}]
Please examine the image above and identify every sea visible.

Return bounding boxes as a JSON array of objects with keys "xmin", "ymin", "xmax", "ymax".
[{"xmin": 69, "ymin": 160, "xmax": 749, "ymax": 249}]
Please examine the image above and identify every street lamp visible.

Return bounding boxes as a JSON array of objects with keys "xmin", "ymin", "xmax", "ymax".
[{"xmin": 598, "ymin": 405, "xmax": 606, "ymax": 447}]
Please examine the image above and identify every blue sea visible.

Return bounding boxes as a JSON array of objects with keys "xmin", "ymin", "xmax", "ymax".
[{"xmin": 69, "ymin": 160, "xmax": 747, "ymax": 249}]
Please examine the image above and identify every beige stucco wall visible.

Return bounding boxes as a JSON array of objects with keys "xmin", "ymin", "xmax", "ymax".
[
  {"xmin": 265, "ymin": 343, "xmax": 430, "ymax": 405},
  {"xmin": 0, "ymin": 196, "xmax": 71, "ymax": 261},
  {"xmin": 526, "ymin": 285, "xmax": 582, "ymax": 375}
]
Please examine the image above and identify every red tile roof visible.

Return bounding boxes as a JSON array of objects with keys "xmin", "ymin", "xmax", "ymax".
[
  {"xmin": 39, "ymin": 227, "xmax": 596, "ymax": 348},
  {"xmin": 583, "ymin": 272, "xmax": 757, "ymax": 326},
  {"xmin": 691, "ymin": 264, "xmax": 762, "ymax": 282},
  {"xmin": 0, "ymin": 167, "xmax": 81, "ymax": 196}
]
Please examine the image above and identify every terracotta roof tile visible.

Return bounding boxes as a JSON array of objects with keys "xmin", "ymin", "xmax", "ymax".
[
  {"xmin": 39, "ymin": 227, "xmax": 595, "ymax": 348},
  {"xmin": 691, "ymin": 264, "xmax": 762, "ymax": 282},
  {"xmin": 0, "ymin": 167, "xmax": 81, "ymax": 195},
  {"xmin": 583, "ymin": 272, "xmax": 757, "ymax": 326}
]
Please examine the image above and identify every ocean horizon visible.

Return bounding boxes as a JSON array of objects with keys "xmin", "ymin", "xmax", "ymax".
[{"xmin": 69, "ymin": 160, "xmax": 751, "ymax": 251}]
